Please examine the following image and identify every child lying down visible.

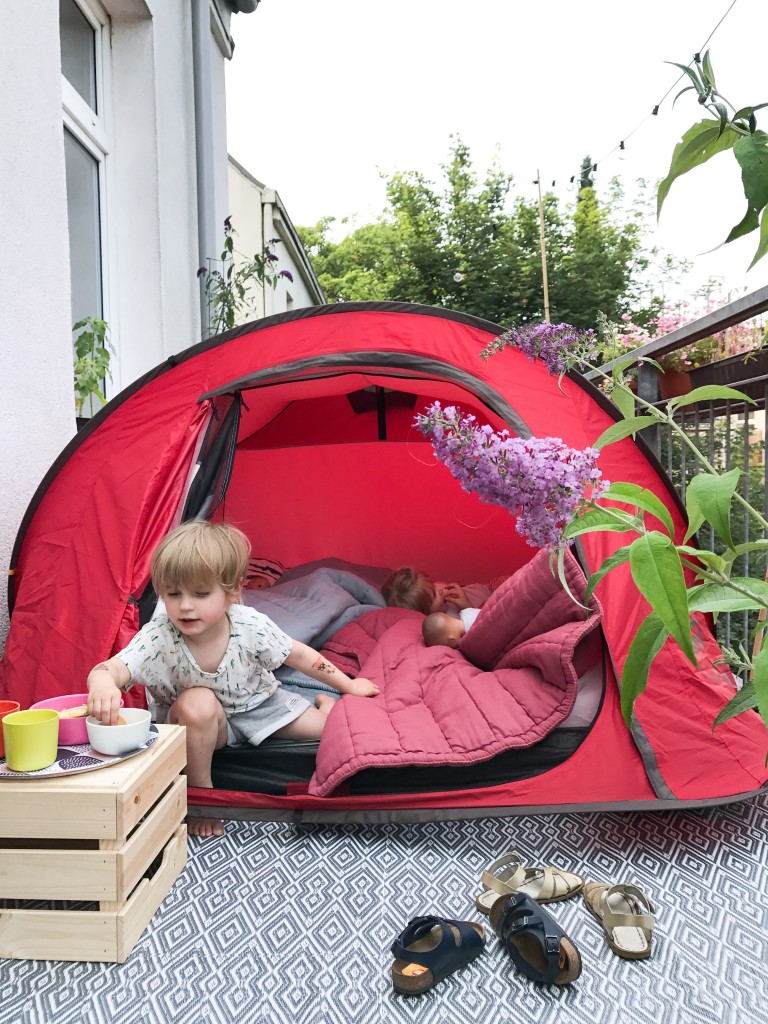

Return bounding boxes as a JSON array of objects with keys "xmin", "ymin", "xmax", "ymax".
[{"xmin": 382, "ymin": 566, "xmax": 505, "ymax": 617}]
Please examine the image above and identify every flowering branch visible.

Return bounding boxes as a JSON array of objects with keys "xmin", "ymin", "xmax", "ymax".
[
  {"xmin": 421, "ymin": 318, "xmax": 768, "ymax": 743},
  {"xmin": 415, "ymin": 403, "xmax": 606, "ymax": 551}
]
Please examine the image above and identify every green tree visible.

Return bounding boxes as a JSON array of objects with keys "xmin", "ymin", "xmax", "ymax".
[{"xmin": 298, "ymin": 139, "xmax": 674, "ymax": 329}]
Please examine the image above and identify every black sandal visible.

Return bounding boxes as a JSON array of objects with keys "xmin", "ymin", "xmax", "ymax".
[
  {"xmin": 390, "ymin": 915, "xmax": 485, "ymax": 995},
  {"xmin": 490, "ymin": 892, "xmax": 581, "ymax": 985}
]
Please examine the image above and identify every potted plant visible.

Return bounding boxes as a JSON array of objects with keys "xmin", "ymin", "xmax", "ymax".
[
  {"xmin": 656, "ymin": 334, "xmax": 722, "ymax": 398},
  {"xmin": 689, "ymin": 319, "xmax": 768, "ymax": 398},
  {"xmin": 73, "ymin": 316, "xmax": 114, "ymax": 427}
]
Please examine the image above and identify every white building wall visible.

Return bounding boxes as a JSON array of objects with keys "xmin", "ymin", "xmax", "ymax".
[
  {"xmin": 0, "ymin": 2, "xmax": 78, "ymax": 651},
  {"xmin": 227, "ymin": 162, "xmax": 268, "ymax": 319},
  {"xmin": 0, "ymin": 0, "xmax": 236, "ymax": 654},
  {"xmin": 110, "ymin": 1, "xmax": 201, "ymax": 384}
]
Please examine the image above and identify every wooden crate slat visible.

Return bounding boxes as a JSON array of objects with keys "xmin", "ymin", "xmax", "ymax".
[{"xmin": 0, "ymin": 826, "xmax": 187, "ymax": 963}]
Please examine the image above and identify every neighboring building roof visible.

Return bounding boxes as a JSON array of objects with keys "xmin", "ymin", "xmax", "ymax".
[{"xmin": 228, "ymin": 155, "xmax": 325, "ymax": 305}]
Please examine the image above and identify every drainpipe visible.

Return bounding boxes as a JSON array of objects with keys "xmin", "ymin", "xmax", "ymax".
[
  {"xmin": 191, "ymin": 0, "xmax": 217, "ymax": 333},
  {"xmin": 262, "ymin": 191, "xmax": 274, "ymax": 318}
]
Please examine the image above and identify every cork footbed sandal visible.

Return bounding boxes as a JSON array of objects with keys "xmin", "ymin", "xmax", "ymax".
[
  {"xmin": 390, "ymin": 916, "xmax": 486, "ymax": 996},
  {"xmin": 476, "ymin": 849, "xmax": 584, "ymax": 915},
  {"xmin": 583, "ymin": 882, "xmax": 655, "ymax": 960},
  {"xmin": 489, "ymin": 892, "xmax": 582, "ymax": 986}
]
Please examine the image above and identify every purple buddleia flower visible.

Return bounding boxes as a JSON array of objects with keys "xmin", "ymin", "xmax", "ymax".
[
  {"xmin": 416, "ymin": 402, "xmax": 606, "ymax": 550},
  {"xmin": 482, "ymin": 322, "xmax": 597, "ymax": 375},
  {"xmin": 278, "ymin": 269, "xmax": 294, "ymax": 282},
  {"xmin": 266, "ymin": 252, "xmax": 279, "ymax": 262}
]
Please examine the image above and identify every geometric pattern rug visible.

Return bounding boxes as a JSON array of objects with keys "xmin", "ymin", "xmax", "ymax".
[{"xmin": 2, "ymin": 791, "xmax": 767, "ymax": 1024}]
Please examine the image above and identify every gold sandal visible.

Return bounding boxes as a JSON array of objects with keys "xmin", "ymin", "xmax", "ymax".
[
  {"xmin": 583, "ymin": 882, "xmax": 655, "ymax": 959},
  {"xmin": 475, "ymin": 849, "xmax": 584, "ymax": 915}
]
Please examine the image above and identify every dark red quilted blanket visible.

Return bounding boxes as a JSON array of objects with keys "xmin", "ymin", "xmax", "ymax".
[{"xmin": 310, "ymin": 549, "xmax": 603, "ymax": 796}]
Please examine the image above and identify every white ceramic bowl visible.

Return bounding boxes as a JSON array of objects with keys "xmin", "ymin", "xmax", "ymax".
[{"xmin": 86, "ymin": 707, "xmax": 151, "ymax": 756}]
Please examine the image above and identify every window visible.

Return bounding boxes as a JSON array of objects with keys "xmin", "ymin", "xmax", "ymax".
[
  {"xmin": 63, "ymin": 130, "xmax": 103, "ymax": 324},
  {"xmin": 60, "ymin": 0, "xmax": 97, "ymax": 110},
  {"xmin": 60, "ymin": 0, "xmax": 112, "ymax": 406}
]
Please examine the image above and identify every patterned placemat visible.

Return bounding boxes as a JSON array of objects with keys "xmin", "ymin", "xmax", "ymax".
[{"xmin": 0, "ymin": 725, "xmax": 159, "ymax": 779}]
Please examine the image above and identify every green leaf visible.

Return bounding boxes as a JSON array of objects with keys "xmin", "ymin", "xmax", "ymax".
[
  {"xmin": 724, "ymin": 205, "xmax": 761, "ymax": 245},
  {"xmin": 675, "ymin": 545, "xmax": 728, "ymax": 574},
  {"xmin": 593, "ymin": 416, "xmax": 658, "ymax": 450},
  {"xmin": 639, "ymin": 356, "xmax": 664, "ymax": 373},
  {"xmin": 600, "ymin": 482, "xmax": 675, "ymax": 538},
  {"xmin": 733, "ymin": 132, "xmax": 768, "ymax": 214},
  {"xmin": 665, "ymin": 62, "xmax": 707, "ymax": 98},
  {"xmin": 712, "ymin": 101, "xmax": 729, "ymax": 137},
  {"xmin": 555, "ymin": 545, "xmax": 589, "ymax": 610},
  {"xmin": 585, "ymin": 545, "xmax": 632, "ymax": 602},
  {"xmin": 672, "ymin": 85, "xmax": 697, "ymax": 108},
  {"xmin": 611, "ymin": 382, "xmax": 636, "ymax": 421},
  {"xmin": 658, "ymin": 120, "xmax": 739, "ymax": 217},
  {"xmin": 748, "ymin": 206, "xmax": 768, "ymax": 269},
  {"xmin": 666, "ymin": 385, "xmax": 756, "ymax": 411},
  {"xmin": 701, "ymin": 50, "xmax": 716, "ymax": 91},
  {"xmin": 563, "ymin": 508, "xmax": 638, "ymax": 540},
  {"xmin": 688, "ymin": 577, "xmax": 768, "ymax": 613},
  {"xmin": 620, "ymin": 612, "xmax": 669, "ymax": 726},
  {"xmin": 629, "ymin": 533, "xmax": 696, "ymax": 664},
  {"xmin": 713, "ymin": 681, "xmax": 757, "ymax": 728},
  {"xmin": 685, "ymin": 469, "xmax": 741, "ymax": 549},
  {"xmin": 683, "ymin": 487, "xmax": 706, "ymax": 543},
  {"xmin": 722, "ymin": 540, "xmax": 768, "ymax": 563},
  {"xmin": 733, "ymin": 103, "xmax": 768, "ymax": 120}
]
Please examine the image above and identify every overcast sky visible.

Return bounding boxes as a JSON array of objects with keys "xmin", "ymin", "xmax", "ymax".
[{"xmin": 226, "ymin": 0, "xmax": 766, "ymax": 305}]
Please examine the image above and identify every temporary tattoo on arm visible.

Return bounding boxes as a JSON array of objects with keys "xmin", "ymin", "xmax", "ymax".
[{"xmin": 312, "ymin": 657, "xmax": 337, "ymax": 677}]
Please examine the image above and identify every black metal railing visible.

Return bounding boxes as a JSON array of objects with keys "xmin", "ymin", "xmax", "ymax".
[{"xmin": 591, "ymin": 285, "xmax": 768, "ymax": 673}]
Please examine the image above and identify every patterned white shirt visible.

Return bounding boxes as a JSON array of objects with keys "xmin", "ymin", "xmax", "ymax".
[{"xmin": 117, "ymin": 605, "xmax": 293, "ymax": 715}]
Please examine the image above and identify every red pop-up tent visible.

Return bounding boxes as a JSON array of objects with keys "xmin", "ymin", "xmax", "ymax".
[{"xmin": 2, "ymin": 303, "xmax": 766, "ymax": 821}]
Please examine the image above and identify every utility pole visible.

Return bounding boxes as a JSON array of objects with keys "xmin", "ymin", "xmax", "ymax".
[{"xmin": 535, "ymin": 170, "xmax": 550, "ymax": 322}]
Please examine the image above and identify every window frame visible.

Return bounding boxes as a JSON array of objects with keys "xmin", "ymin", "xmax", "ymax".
[{"xmin": 61, "ymin": 0, "xmax": 119, "ymax": 400}]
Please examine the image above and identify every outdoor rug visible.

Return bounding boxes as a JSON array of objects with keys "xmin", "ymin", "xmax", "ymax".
[{"xmin": 2, "ymin": 792, "xmax": 767, "ymax": 1024}]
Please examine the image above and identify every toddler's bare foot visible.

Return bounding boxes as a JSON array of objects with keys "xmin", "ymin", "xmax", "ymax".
[
  {"xmin": 315, "ymin": 694, "xmax": 336, "ymax": 716},
  {"xmin": 187, "ymin": 815, "xmax": 224, "ymax": 838}
]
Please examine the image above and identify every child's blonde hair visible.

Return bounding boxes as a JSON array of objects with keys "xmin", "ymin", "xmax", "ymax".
[
  {"xmin": 382, "ymin": 567, "xmax": 435, "ymax": 615},
  {"xmin": 151, "ymin": 521, "xmax": 250, "ymax": 595}
]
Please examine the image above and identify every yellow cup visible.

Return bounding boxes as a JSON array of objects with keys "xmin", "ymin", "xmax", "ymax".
[{"xmin": 2, "ymin": 709, "xmax": 60, "ymax": 771}]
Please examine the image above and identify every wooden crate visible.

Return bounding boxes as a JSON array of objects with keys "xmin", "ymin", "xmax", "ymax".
[{"xmin": 0, "ymin": 724, "xmax": 188, "ymax": 962}]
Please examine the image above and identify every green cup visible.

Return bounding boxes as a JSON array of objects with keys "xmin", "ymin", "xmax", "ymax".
[{"xmin": 2, "ymin": 709, "xmax": 60, "ymax": 771}]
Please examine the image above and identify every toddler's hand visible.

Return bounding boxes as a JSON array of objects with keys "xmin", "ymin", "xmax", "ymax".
[
  {"xmin": 346, "ymin": 677, "xmax": 380, "ymax": 698},
  {"xmin": 87, "ymin": 680, "xmax": 123, "ymax": 725},
  {"xmin": 442, "ymin": 583, "xmax": 471, "ymax": 609}
]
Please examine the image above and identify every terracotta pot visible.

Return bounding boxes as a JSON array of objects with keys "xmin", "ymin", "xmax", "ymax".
[{"xmin": 658, "ymin": 369, "xmax": 692, "ymax": 399}]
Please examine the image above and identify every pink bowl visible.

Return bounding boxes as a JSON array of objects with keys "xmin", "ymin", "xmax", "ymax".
[{"xmin": 29, "ymin": 692, "xmax": 123, "ymax": 746}]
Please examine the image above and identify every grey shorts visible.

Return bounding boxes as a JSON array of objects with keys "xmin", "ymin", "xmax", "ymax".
[{"xmin": 226, "ymin": 688, "xmax": 312, "ymax": 747}]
